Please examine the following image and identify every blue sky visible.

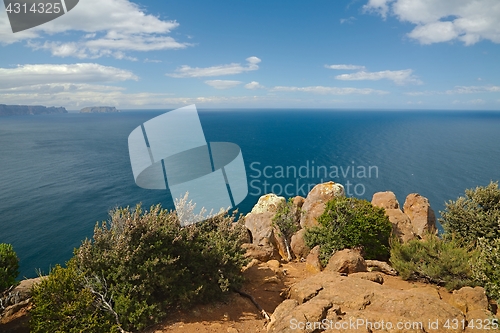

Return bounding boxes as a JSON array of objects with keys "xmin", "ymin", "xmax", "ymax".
[{"xmin": 1, "ymin": 0, "xmax": 499, "ymax": 109}]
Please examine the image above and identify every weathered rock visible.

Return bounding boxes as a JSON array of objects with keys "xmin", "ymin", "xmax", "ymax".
[
  {"xmin": 245, "ymin": 194, "xmax": 289, "ymax": 260},
  {"xmin": 1, "ymin": 277, "xmax": 41, "ymax": 323},
  {"xmin": 451, "ymin": 286, "xmax": 489, "ymax": 314},
  {"xmin": 292, "ymin": 196, "xmax": 305, "ymax": 222},
  {"xmin": 403, "ymin": 193, "xmax": 438, "ymax": 238},
  {"xmin": 325, "ymin": 249, "xmax": 367, "ymax": 274},
  {"xmin": 371, "ymin": 191, "xmax": 417, "ymax": 243},
  {"xmin": 371, "ymin": 191, "xmax": 400, "ymax": 210},
  {"xmin": 241, "ymin": 243, "xmax": 275, "ymax": 262},
  {"xmin": 349, "ymin": 272, "xmax": 384, "ymax": 284},
  {"xmin": 271, "ymin": 271, "xmax": 468, "ymax": 333},
  {"xmin": 305, "ymin": 245, "xmax": 322, "ymax": 274},
  {"xmin": 244, "ymin": 211, "xmax": 275, "ymax": 246},
  {"xmin": 300, "ymin": 182, "xmax": 344, "ymax": 228},
  {"xmin": 250, "ymin": 193, "xmax": 285, "ymax": 215},
  {"xmin": 385, "ymin": 208, "xmax": 417, "ymax": 243},
  {"xmin": 290, "ymin": 228, "xmax": 310, "ymax": 259},
  {"xmin": 365, "ymin": 260, "xmax": 398, "ymax": 276}
]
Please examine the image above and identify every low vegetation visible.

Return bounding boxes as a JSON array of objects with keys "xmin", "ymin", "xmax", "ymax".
[
  {"xmin": 304, "ymin": 196, "xmax": 392, "ymax": 266},
  {"xmin": 391, "ymin": 182, "xmax": 500, "ymax": 301},
  {"xmin": 31, "ymin": 203, "xmax": 248, "ymax": 332},
  {"xmin": 440, "ymin": 181, "xmax": 500, "ymax": 245},
  {"xmin": 0, "ymin": 243, "xmax": 19, "ymax": 292},
  {"xmin": 390, "ymin": 234, "xmax": 476, "ymax": 290},
  {"xmin": 272, "ymin": 198, "xmax": 300, "ymax": 261}
]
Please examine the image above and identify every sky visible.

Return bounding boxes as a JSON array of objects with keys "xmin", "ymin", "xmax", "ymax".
[{"xmin": 0, "ymin": 0, "xmax": 500, "ymax": 110}]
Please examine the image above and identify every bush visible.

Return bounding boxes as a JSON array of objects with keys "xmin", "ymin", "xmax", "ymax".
[
  {"xmin": 471, "ymin": 237, "xmax": 500, "ymax": 303},
  {"xmin": 272, "ymin": 198, "xmax": 300, "ymax": 260},
  {"xmin": 30, "ymin": 263, "xmax": 118, "ymax": 333},
  {"xmin": 304, "ymin": 197, "xmax": 392, "ymax": 266},
  {"xmin": 440, "ymin": 181, "xmax": 500, "ymax": 245},
  {"xmin": 390, "ymin": 234, "xmax": 476, "ymax": 290},
  {"xmin": 0, "ymin": 243, "xmax": 19, "ymax": 291},
  {"xmin": 31, "ymin": 203, "xmax": 248, "ymax": 332}
]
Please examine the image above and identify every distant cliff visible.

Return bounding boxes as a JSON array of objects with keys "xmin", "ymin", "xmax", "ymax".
[
  {"xmin": 0, "ymin": 104, "xmax": 68, "ymax": 116},
  {"xmin": 80, "ymin": 106, "xmax": 119, "ymax": 113}
]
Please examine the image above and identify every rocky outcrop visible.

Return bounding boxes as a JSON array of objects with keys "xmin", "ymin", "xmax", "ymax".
[
  {"xmin": 0, "ymin": 104, "xmax": 67, "ymax": 116},
  {"xmin": 291, "ymin": 228, "xmax": 309, "ymax": 260},
  {"xmin": 244, "ymin": 194, "xmax": 286, "ymax": 261},
  {"xmin": 371, "ymin": 191, "xmax": 400, "ymax": 210},
  {"xmin": 80, "ymin": 106, "xmax": 119, "ymax": 113},
  {"xmin": 305, "ymin": 245, "xmax": 322, "ymax": 274},
  {"xmin": 1, "ymin": 277, "xmax": 41, "ymax": 323},
  {"xmin": 324, "ymin": 249, "xmax": 367, "ymax": 274},
  {"xmin": 300, "ymin": 182, "xmax": 344, "ymax": 228},
  {"xmin": 268, "ymin": 271, "xmax": 495, "ymax": 333},
  {"xmin": 403, "ymin": 193, "xmax": 438, "ymax": 238},
  {"xmin": 372, "ymin": 191, "xmax": 436, "ymax": 242}
]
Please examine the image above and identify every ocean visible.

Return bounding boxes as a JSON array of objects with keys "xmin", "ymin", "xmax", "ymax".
[{"xmin": 1, "ymin": 109, "xmax": 500, "ymax": 278}]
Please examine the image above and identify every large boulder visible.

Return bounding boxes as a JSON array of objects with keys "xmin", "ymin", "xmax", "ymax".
[
  {"xmin": 324, "ymin": 249, "xmax": 367, "ymax": 274},
  {"xmin": 371, "ymin": 191, "xmax": 400, "ymax": 209},
  {"xmin": 269, "ymin": 272, "xmax": 477, "ymax": 333},
  {"xmin": 305, "ymin": 245, "xmax": 322, "ymax": 274},
  {"xmin": 245, "ymin": 194, "xmax": 285, "ymax": 245},
  {"xmin": 1, "ymin": 277, "xmax": 41, "ymax": 323},
  {"xmin": 241, "ymin": 243, "xmax": 276, "ymax": 262},
  {"xmin": 245, "ymin": 194, "xmax": 288, "ymax": 260},
  {"xmin": 372, "ymin": 191, "xmax": 417, "ymax": 243},
  {"xmin": 300, "ymin": 182, "xmax": 344, "ymax": 228},
  {"xmin": 290, "ymin": 229, "xmax": 310, "ymax": 259},
  {"xmin": 403, "ymin": 193, "xmax": 437, "ymax": 238}
]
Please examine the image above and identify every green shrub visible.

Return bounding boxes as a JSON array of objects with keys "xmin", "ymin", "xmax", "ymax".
[
  {"xmin": 272, "ymin": 198, "xmax": 300, "ymax": 260},
  {"xmin": 471, "ymin": 237, "xmax": 500, "ymax": 303},
  {"xmin": 440, "ymin": 181, "xmax": 500, "ymax": 245},
  {"xmin": 304, "ymin": 197, "xmax": 392, "ymax": 266},
  {"xmin": 0, "ymin": 243, "xmax": 19, "ymax": 291},
  {"xmin": 30, "ymin": 263, "xmax": 118, "ymax": 333},
  {"xmin": 31, "ymin": 203, "xmax": 248, "ymax": 332},
  {"xmin": 390, "ymin": 234, "xmax": 476, "ymax": 290}
]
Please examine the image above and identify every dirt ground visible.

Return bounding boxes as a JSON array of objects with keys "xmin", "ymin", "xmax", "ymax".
[
  {"xmin": 143, "ymin": 260, "xmax": 312, "ymax": 333},
  {"xmin": 1, "ymin": 260, "xmax": 491, "ymax": 333}
]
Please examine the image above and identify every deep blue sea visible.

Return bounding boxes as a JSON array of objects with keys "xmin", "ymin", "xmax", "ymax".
[{"xmin": 1, "ymin": 109, "xmax": 500, "ymax": 278}]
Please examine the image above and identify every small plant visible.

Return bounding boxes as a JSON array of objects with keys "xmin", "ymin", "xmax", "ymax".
[
  {"xmin": 390, "ymin": 234, "xmax": 476, "ymax": 290},
  {"xmin": 471, "ymin": 237, "xmax": 500, "ymax": 304},
  {"xmin": 0, "ymin": 243, "xmax": 19, "ymax": 291},
  {"xmin": 305, "ymin": 197, "xmax": 392, "ymax": 266},
  {"xmin": 440, "ymin": 181, "xmax": 500, "ymax": 245},
  {"xmin": 272, "ymin": 198, "xmax": 300, "ymax": 261}
]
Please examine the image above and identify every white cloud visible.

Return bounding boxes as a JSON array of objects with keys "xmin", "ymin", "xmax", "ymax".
[
  {"xmin": 204, "ymin": 80, "xmax": 242, "ymax": 89},
  {"xmin": 325, "ymin": 64, "xmax": 366, "ymax": 70},
  {"xmin": 144, "ymin": 59, "xmax": 162, "ymax": 63},
  {"xmin": 446, "ymin": 85, "xmax": 500, "ymax": 94},
  {"xmin": 0, "ymin": 63, "xmax": 138, "ymax": 89},
  {"xmin": 335, "ymin": 69, "xmax": 422, "ymax": 85},
  {"xmin": 271, "ymin": 86, "xmax": 388, "ymax": 95},
  {"xmin": 0, "ymin": 87, "xmax": 281, "ymax": 109},
  {"xmin": 364, "ymin": 0, "xmax": 500, "ymax": 45},
  {"xmin": 245, "ymin": 81, "xmax": 265, "ymax": 90},
  {"xmin": 167, "ymin": 57, "xmax": 261, "ymax": 78},
  {"xmin": 0, "ymin": 0, "xmax": 189, "ymax": 58},
  {"xmin": 453, "ymin": 99, "xmax": 487, "ymax": 105},
  {"xmin": 340, "ymin": 17, "xmax": 357, "ymax": 24}
]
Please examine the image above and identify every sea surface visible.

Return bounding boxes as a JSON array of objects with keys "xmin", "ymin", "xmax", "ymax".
[{"xmin": 1, "ymin": 109, "xmax": 500, "ymax": 278}]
